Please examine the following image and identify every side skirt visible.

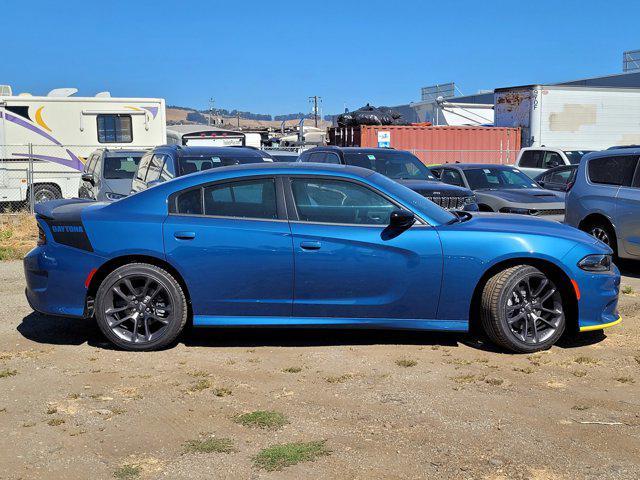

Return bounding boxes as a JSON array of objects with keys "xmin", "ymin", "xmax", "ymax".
[{"xmin": 193, "ymin": 316, "xmax": 468, "ymax": 332}]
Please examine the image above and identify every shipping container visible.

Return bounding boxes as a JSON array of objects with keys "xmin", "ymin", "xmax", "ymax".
[
  {"xmin": 495, "ymin": 84, "xmax": 640, "ymax": 150},
  {"xmin": 328, "ymin": 125, "xmax": 521, "ymax": 165}
]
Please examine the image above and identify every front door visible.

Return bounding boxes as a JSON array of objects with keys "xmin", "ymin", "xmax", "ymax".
[
  {"xmin": 163, "ymin": 177, "xmax": 294, "ymax": 319},
  {"xmin": 286, "ymin": 176, "xmax": 443, "ymax": 320}
]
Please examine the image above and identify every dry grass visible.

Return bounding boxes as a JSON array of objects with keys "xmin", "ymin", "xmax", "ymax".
[
  {"xmin": 0, "ymin": 213, "xmax": 37, "ymax": 260},
  {"xmin": 395, "ymin": 358, "xmax": 418, "ymax": 368}
]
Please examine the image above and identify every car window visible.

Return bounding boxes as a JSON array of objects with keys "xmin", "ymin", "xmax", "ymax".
[
  {"xmin": 546, "ymin": 168, "xmax": 573, "ymax": 184},
  {"xmin": 342, "ymin": 151, "xmax": 436, "ymax": 180},
  {"xmin": 563, "ymin": 151, "xmax": 593, "ymax": 164},
  {"xmin": 103, "ymin": 154, "xmax": 142, "ymax": 180},
  {"xmin": 179, "ymin": 155, "xmax": 263, "ymax": 175},
  {"xmin": 307, "ymin": 152, "xmax": 326, "ymax": 163},
  {"xmin": 440, "ymin": 169, "xmax": 464, "ymax": 187},
  {"xmin": 519, "ymin": 150, "xmax": 544, "ymax": 168},
  {"xmin": 159, "ymin": 156, "xmax": 176, "ymax": 182},
  {"xmin": 145, "ymin": 154, "xmax": 166, "ymax": 183},
  {"xmin": 324, "ymin": 153, "xmax": 341, "ymax": 164},
  {"xmin": 291, "ymin": 178, "xmax": 396, "ymax": 225},
  {"xmin": 135, "ymin": 152, "xmax": 153, "ymax": 182},
  {"xmin": 175, "ymin": 188, "xmax": 203, "ymax": 215},
  {"xmin": 543, "ymin": 151, "xmax": 563, "ymax": 169},
  {"xmin": 203, "ymin": 178, "xmax": 277, "ymax": 219},
  {"xmin": 85, "ymin": 154, "xmax": 97, "ymax": 174},
  {"xmin": 588, "ymin": 155, "xmax": 638, "ymax": 187},
  {"xmin": 465, "ymin": 168, "xmax": 538, "ymax": 190}
]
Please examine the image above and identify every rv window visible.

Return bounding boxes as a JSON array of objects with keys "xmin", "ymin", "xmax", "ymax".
[{"xmin": 97, "ymin": 114, "xmax": 133, "ymax": 143}]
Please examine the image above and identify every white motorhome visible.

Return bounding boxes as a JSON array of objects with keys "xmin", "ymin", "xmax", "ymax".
[
  {"xmin": 0, "ymin": 85, "xmax": 166, "ymax": 203},
  {"xmin": 494, "ymin": 84, "xmax": 640, "ymax": 150}
]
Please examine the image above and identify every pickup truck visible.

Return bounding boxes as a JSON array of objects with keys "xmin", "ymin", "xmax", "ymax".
[{"xmin": 514, "ymin": 147, "xmax": 593, "ymax": 179}]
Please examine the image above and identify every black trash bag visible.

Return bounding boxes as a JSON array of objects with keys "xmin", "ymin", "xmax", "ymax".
[{"xmin": 336, "ymin": 104, "xmax": 405, "ymax": 127}]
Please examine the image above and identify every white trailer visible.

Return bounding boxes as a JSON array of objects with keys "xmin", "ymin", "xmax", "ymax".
[
  {"xmin": 0, "ymin": 86, "xmax": 165, "ymax": 203},
  {"xmin": 494, "ymin": 85, "xmax": 640, "ymax": 150}
]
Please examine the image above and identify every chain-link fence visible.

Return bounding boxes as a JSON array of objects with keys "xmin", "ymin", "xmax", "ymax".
[
  {"xmin": 0, "ymin": 143, "xmax": 154, "ymax": 213},
  {"xmin": 409, "ymin": 149, "xmax": 517, "ymax": 166}
]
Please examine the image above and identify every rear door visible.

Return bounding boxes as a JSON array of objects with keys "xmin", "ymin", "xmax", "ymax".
[
  {"xmin": 614, "ymin": 156, "xmax": 640, "ymax": 256},
  {"xmin": 163, "ymin": 176, "xmax": 294, "ymax": 320},
  {"xmin": 285, "ymin": 176, "xmax": 443, "ymax": 320}
]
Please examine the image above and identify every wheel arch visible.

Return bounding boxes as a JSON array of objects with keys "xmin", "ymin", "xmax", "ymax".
[
  {"xmin": 86, "ymin": 254, "xmax": 192, "ymax": 313},
  {"xmin": 477, "ymin": 204, "xmax": 493, "ymax": 212},
  {"xmin": 578, "ymin": 212, "xmax": 616, "ymax": 232},
  {"xmin": 468, "ymin": 257, "xmax": 579, "ymax": 335}
]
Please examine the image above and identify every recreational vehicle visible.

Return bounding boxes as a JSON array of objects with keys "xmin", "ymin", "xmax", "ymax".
[{"xmin": 0, "ymin": 85, "xmax": 165, "ymax": 203}]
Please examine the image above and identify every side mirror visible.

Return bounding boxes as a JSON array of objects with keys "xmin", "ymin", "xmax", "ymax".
[
  {"xmin": 549, "ymin": 161, "xmax": 559, "ymax": 168},
  {"xmin": 81, "ymin": 173, "xmax": 95, "ymax": 185},
  {"xmin": 389, "ymin": 209, "xmax": 415, "ymax": 229}
]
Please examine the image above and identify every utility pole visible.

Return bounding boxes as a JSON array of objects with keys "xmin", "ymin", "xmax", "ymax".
[
  {"xmin": 308, "ymin": 96, "xmax": 322, "ymax": 128},
  {"xmin": 209, "ymin": 97, "xmax": 215, "ymax": 126},
  {"xmin": 237, "ymin": 111, "xmax": 240, "ymax": 128}
]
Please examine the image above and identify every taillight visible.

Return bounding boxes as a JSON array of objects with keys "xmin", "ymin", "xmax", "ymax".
[{"xmin": 37, "ymin": 225, "xmax": 46, "ymax": 246}]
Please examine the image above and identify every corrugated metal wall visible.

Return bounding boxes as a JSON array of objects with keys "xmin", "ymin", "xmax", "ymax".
[{"xmin": 329, "ymin": 126, "xmax": 521, "ymax": 165}]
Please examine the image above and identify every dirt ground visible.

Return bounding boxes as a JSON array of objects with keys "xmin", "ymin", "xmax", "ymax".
[{"xmin": 0, "ymin": 260, "xmax": 639, "ymax": 480}]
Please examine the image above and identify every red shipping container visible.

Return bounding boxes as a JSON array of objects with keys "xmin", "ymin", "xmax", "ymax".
[{"xmin": 328, "ymin": 125, "xmax": 521, "ymax": 165}]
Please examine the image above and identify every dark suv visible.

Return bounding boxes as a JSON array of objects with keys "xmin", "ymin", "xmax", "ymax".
[
  {"xmin": 298, "ymin": 147, "xmax": 478, "ymax": 211},
  {"xmin": 79, "ymin": 149, "xmax": 147, "ymax": 201},
  {"xmin": 130, "ymin": 145, "xmax": 273, "ymax": 194}
]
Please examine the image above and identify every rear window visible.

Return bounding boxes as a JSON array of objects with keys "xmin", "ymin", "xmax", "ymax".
[
  {"xmin": 588, "ymin": 156, "xmax": 638, "ymax": 186},
  {"xmin": 103, "ymin": 155, "xmax": 142, "ymax": 179},
  {"xmin": 518, "ymin": 150, "xmax": 544, "ymax": 168},
  {"xmin": 342, "ymin": 151, "xmax": 436, "ymax": 180},
  {"xmin": 179, "ymin": 155, "xmax": 266, "ymax": 175}
]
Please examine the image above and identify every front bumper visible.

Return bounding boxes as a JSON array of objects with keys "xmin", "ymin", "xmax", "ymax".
[{"xmin": 575, "ymin": 267, "xmax": 621, "ymax": 332}]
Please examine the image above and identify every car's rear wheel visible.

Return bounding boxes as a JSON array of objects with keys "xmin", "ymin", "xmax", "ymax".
[
  {"xmin": 95, "ymin": 263, "xmax": 187, "ymax": 351},
  {"xmin": 481, "ymin": 265, "xmax": 565, "ymax": 353},
  {"xmin": 583, "ymin": 221, "xmax": 617, "ymax": 257}
]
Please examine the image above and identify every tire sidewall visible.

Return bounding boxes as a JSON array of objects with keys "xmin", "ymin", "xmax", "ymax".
[{"xmin": 95, "ymin": 264, "xmax": 186, "ymax": 351}]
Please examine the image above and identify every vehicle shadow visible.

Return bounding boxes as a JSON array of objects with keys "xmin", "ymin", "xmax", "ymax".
[{"xmin": 17, "ymin": 312, "xmax": 610, "ymax": 352}]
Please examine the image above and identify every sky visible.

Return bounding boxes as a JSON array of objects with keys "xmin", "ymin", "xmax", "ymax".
[{"xmin": 5, "ymin": 0, "xmax": 640, "ymax": 116}]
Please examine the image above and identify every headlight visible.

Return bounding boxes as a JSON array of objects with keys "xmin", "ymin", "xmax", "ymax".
[
  {"xmin": 499, "ymin": 207, "xmax": 534, "ymax": 215},
  {"xmin": 105, "ymin": 192, "xmax": 127, "ymax": 201},
  {"xmin": 464, "ymin": 195, "xmax": 477, "ymax": 205},
  {"xmin": 578, "ymin": 254, "xmax": 612, "ymax": 272}
]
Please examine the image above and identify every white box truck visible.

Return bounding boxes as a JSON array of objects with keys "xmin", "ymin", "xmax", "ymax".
[
  {"xmin": 0, "ymin": 86, "xmax": 166, "ymax": 203},
  {"xmin": 495, "ymin": 85, "xmax": 640, "ymax": 177}
]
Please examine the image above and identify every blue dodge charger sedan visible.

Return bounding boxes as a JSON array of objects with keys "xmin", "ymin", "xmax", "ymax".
[{"xmin": 24, "ymin": 163, "xmax": 621, "ymax": 353}]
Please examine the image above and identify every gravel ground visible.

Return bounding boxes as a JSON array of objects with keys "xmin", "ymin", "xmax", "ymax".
[{"xmin": 0, "ymin": 260, "xmax": 639, "ymax": 480}]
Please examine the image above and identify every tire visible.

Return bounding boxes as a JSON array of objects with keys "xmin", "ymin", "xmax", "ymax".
[
  {"xmin": 481, "ymin": 265, "xmax": 565, "ymax": 353},
  {"xmin": 32, "ymin": 184, "xmax": 61, "ymax": 204},
  {"xmin": 582, "ymin": 220, "xmax": 617, "ymax": 258},
  {"xmin": 95, "ymin": 263, "xmax": 188, "ymax": 351}
]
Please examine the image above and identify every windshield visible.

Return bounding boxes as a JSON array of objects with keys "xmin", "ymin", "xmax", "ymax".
[
  {"xmin": 103, "ymin": 155, "xmax": 143, "ymax": 179},
  {"xmin": 465, "ymin": 167, "xmax": 539, "ymax": 190},
  {"xmin": 343, "ymin": 151, "xmax": 437, "ymax": 181},
  {"xmin": 179, "ymin": 155, "xmax": 267, "ymax": 175},
  {"xmin": 369, "ymin": 172, "xmax": 456, "ymax": 225},
  {"xmin": 563, "ymin": 151, "xmax": 593, "ymax": 164}
]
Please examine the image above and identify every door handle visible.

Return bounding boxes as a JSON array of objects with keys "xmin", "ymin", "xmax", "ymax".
[
  {"xmin": 300, "ymin": 241, "xmax": 321, "ymax": 251},
  {"xmin": 174, "ymin": 231, "xmax": 196, "ymax": 240}
]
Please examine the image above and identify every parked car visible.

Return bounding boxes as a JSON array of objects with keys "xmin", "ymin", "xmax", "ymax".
[
  {"xmin": 79, "ymin": 149, "xmax": 147, "ymax": 202},
  {"xmin": 26, "ymin": 163, "xmax": 620, "ymax": 354},
  {"xmin": 431, "ymin": 164, "xmax": 565, "ymax": 221},
  {"xmin": 130, "ymin": 145, "xmax": 273, "ymax": 194},
  {"xmin": 298, "ymin": 147, "xmax": 478, "ymax": 211},
  {"xmin": 534, "ymin": 165, "xmax": 578, "ymax": 193},
  {"xmin": 515, "ymin": 147, "xmax": 593, "ymax": 179},
  {"xmin": 565, "ymin": 148, "xmax": 640, "ymax": 259}
]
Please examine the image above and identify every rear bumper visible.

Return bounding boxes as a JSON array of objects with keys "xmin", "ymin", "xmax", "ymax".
[{"xmin": 24, "ymin": 243, "xmax": 105, "ymax": 318}]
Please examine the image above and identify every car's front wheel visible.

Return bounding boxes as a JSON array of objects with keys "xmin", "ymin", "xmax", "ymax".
[
  {"xmin": 481, "ymin": 265, "xmax": 565, "ymax": 353},
  {"xmin": 95, "ymin": 263, "xmax": 188, "ymax": 351}
]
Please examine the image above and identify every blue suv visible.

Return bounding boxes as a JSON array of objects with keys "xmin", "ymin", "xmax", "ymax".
[{"xmin": 565, "ymin": 147, "xmax": 640, "ymax": 259}]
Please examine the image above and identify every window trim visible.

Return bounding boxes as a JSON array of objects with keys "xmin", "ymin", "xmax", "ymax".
[
  {"xmin": 168, "ymin": 175, "xmax": 288, "ymax": 222},
  {"xmin": 96, "ymin": 114, "xmax": 134, "ymax": 144},
  {"xmin": 283, "ymin": 174, "xmax": 428, "ymax": 227}
]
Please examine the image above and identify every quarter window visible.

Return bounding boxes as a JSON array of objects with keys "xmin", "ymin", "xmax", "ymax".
[
  {"xmin": 519, "ymin": 150, "xmax": 544, "ymax": 168},
  {"xmin": 203, "ymin": 178, "xmax": 277, "ymax": 219},
  {"xmin": 291, "ymin": 178, "xmax": 395, "ymax": 225},
  {"xmin": 588, "ymin": 156, "xmax": 638, "ymax": 187},
  {"xmin": 97, "ymin": 114, "xmax": 133, "ymax": 143},
  {"xmin": 176, "ymin": 188, "xmax": 203, "ymax": 215}
]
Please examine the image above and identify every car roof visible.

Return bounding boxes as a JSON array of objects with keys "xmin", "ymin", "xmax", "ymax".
[
  {"xmin": 307, "ymin": 146, "xmax": 398, "ymax": 153},
  {"xmin": 153, "ymin": 145, "xmax": 268, "ymax": 157},
  {"xmin": 596, "ymin": 147, "xmax": 640, "ymax": 155},
  {"xmin": 435, "ymin": 163, "xmax": 516, "ymax": 170}
]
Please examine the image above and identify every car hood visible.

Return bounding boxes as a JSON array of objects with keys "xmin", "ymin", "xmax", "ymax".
[
  {"xmin": 477, "ymin": 188, "xmax": 563, "ymax": 204},
  {"xmin": 397, "ymin": 179, "xmax": 472, "ymax": 196},
  {"xmin": 449, "ymin": 212, "xmax": 600, "ymax": 246}
]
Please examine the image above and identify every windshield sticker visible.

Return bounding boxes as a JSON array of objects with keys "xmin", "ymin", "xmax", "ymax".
[
  {"xmin": 211, "ymin": 157, "xmax": 221, "ymax": 163},
  {"xmin": 483, "ymin": 169, "xmax": 491, "ymax": 173},
  {"xmin": 263, "ymin": 158, "xmax": 273, "ymax": 162},
  {"xmin": 367, "ymin": 155, "xmax": 376, "ymax": 160}
]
